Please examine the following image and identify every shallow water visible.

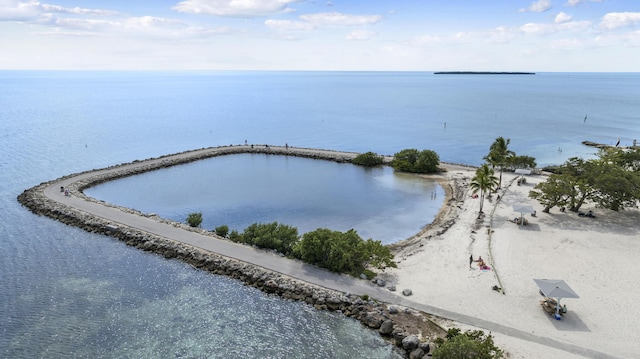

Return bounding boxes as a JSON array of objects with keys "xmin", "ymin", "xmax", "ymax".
[{"xmin": 85, "ymin": 153, "xmax": 443, "ymax": 244}]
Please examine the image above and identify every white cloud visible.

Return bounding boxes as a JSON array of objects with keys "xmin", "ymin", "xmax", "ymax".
[
  {"xmin": 520, "ymin": 22, "xmax": 554, "ymax": 35},
  {"xmin": 264, "ymin": 11, "xmax": 381, "ymax": 36},
  {"xmin": 299, "ymin": 12, "xmax": 381, "ymax": 26},
  {"xmin": 0, "ymin": 1, "xmax": 119, "ymax": 21},
  {"xmin": 547, "ymin": 37, "xmax": 582, "ymax": 49},
  {"xmin": 519, "ymin": 0, "xmax": 552, "ymax": 13},
  {"xmin": 265, "ymin": 19, "xmax": 315, "ymax": 31},
  {"xmin": 520, "ymin": 19, "xmax": 590, "ymax": 35},
  {"xmin": 172, "ymin": 0, "xmax": 299, "ymax": 18},
  {"xmin": 484, "ymin": 26, "xmax": 517, "ymax": 44},
  {"xmin": 566, "ymin": 0, "xmax": 602, "ymax": 6},
  {"xmin": 40, "ymin": 4, "xmax": 119, "ymax": 16},
  {"xmin": 409, "ymin": 34, "xmax": 442, "ymax": 46},
  {"xmin": 555, "ymin": 12, "xmax": 572, "ymax": 23},
  {"xmin": 126, "ymin": 16, "xmax": 186, "ymax": 30},
  {"xmin": 0, "ymin": 0, "xmax": 44, "ymax": 21},
  {"xmin": 346, "ymin": 29, "xmax": 376, "ymax": 41},
  {"xmin": 601, "ymin": 12, "xmax": 640, "ymax": 30}
]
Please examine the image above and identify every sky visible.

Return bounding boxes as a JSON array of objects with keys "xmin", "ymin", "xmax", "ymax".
[{"xmin": 0, "ymin": 0, "xmax": 639, "ymax": 71}]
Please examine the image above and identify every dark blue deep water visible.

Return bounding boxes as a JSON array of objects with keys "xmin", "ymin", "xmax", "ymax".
[{"xmin": 2, "ymin": 71, "xmax": 639, "ymax": 358}]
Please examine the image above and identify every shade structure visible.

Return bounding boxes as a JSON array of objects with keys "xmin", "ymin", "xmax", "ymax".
[
  {"xmin": 534, "ymin": 279, "xmax": 579, "ymax": 319},
  {"xmin": 534, "ymin": 279, "xmax": 580, "ymax": 299},
  {"xmin": 513, "ymin": 204, "xmax": 535, "ymax": 225},
  {"xmin": 513, "ymin": 204, "xmax": 535, "ymax": 214}
]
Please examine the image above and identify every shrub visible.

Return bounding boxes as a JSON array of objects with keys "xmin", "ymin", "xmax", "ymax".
[
  {"xmin": 228, "ymin": 230, "xmax": 242, "ymax": 243},
  {"xmin": 241, "ymin": 222, "xmax": 299, "ymax": 256},
  {"xmin": 353, "ymin": 152, "xmax": 384, "ymax": 166},
  {"xmin": 293, "ymin": 228, "xmax": 396, "ymax": 275},
  {"xmin": 186, "ymin": 212, "xmax": 203, "ymax": 227},
  {"xmin": 390, "ymin": 148, "xmax": 440, "ymax": 173},
  {"xmin": 433, "ymin": 328, "xmax": 504, "ymax": 359},
  {"xmin": 215, "ymin": 225, "xmax": 229, "ymax": 237}
]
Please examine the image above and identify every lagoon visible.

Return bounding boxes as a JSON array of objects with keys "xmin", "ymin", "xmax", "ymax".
[{"xmin": 85, "ymin": 153, "xmax": 443, "ymax": 245}]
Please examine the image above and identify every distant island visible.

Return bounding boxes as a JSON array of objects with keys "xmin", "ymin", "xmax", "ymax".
[{"xmin": 434, "ymin": 71, "xmax": 535, "ymax": 75}]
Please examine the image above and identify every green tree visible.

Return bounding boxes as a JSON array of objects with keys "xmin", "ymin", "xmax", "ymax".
[
  {"xmin": 433, "ymin": 328, "xmax": 504, "ymax": 359},
  {"xmin": 469, "ymin": 164, "xmax": 499, "ymax": 217},
  {"xmin": 361, "ymin": 238, "xmax": 397, "ymax": 270},
  {"xmin": 484, "ymin": 137, "xmax": 515, "ymax": 190},
  {"xmin": 214, "ymin": 225, "xmax": 229, "ymax": 237},
  {"xmin": 529, "ymin": 151, "xmax": 640, "ymax": 212},
  {"xmin": 588, "ymin": 159, "xmax": 640, "ymax": 211},
  {"xmin": 186, "ymin": 212, "xmax": 203, "ymax": 227},
  {"xmin": 558, "ymin": 157, "xmax": 599, "ymax": 211},
  {"xmin": 529, "ymin": 174, "xmax": 571, "ymax": 212},
  {"xmin": 228, "ymin": 229, "xmax": 242, "ymax": 242},
  {"xmin": 390, "ymin": 148, "xmax": 440, "ymax": 174},
  {"xmin": 242, "ymin": 222, "xmax": 299, "ymax": 256},
  {"xmin": 416, "ymin": 149, "xmax": 440, "ymax": 173},
  {"xmin": 508, "ymin": 155, "xmax": 537, "ymax": 170},
  {"xmin": 352, "ymin": 152, "xmax": 384, "ymax": 166},
  {"xmin": 390, "ymin": 149, "xmax": 419, "ymax": 172},
  {"xmin": 599, "ymin": 147, "xmax": 640, "ymax": 172},
  {"xmin": 293, "ymin": 228, "xmax": 396, "ymax": 275}
]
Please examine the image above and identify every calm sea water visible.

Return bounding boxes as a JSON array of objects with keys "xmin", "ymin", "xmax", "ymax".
[
  {"xmin": 85, "ymin": 153, "xmax": 441, "ymax": 244},
  {"xmin": 2, "ymin": 71, "xmax": 639, "ymax": 358}
]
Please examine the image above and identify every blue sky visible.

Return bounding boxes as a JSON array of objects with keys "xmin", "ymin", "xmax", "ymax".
[{"xmin": 1, "ymin": 0, "xmax": 638, "ymax": 71}]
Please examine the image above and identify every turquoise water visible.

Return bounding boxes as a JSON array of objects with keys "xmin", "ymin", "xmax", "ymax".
[{"xmin": 2, "ymin": 71, "xmax": 639, "ymax": 358}]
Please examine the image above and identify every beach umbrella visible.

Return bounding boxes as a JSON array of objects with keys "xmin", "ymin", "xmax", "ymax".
[
  {"xmin": 534, "ymin": 279, "xmax": 580, "ymax": 317},
  {"xmin": 512, "ymin": 204, "xmax": 534, "ymax": 225}
]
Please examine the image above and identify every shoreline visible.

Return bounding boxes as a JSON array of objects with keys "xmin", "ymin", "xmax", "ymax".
[
  {"xmin": 17, "ymin": 145, "xmax": 637, "ymax": 358},
  {"xmin": 17, "ymin": 145, "xmax": 449, "ymax": 358}
]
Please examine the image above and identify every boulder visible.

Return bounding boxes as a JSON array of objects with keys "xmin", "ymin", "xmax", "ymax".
[
  {"xmin": 388, "ymin": 306, "xmax": 399, "ymax": 314},
  {"xmin": 402, "ymin": 334, "xmax": 420, "ymax": 351},
  {"xmin": 362, "ymin": 312, "xmax": 383, "ymax": 329},
  {"xmin": 378, "ymin": 319, "xmax": 394, "ymax": 335},
  {"xmin": 402, "ymin": 288, "xmax": 413, "ymax": 296},
  {"xmin": 409, "ymin": 348, "xmax": 425, "ymax": 359}
]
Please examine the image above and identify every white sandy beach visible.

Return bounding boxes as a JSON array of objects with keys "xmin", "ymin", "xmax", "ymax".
[{"xmin": 386, "ymin": 165, "xmax": 640, "ymax": 359}]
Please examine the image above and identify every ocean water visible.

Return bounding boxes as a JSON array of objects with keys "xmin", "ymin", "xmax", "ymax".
[{"xmin": 1, "ymin": 71, "xmax": 639, "ymax": 358}]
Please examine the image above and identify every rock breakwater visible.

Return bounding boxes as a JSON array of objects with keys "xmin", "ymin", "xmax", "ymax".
[{"xmin": 17, "ymin": 145, "xmax": 443, "ymax": 358}]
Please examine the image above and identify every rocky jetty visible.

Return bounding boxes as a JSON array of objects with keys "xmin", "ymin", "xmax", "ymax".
[{"xmin": 17, "ymin": 145, "xmax": 443, "ymax": 358}]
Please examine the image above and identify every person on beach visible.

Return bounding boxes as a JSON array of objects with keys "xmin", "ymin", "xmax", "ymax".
[{"xmin": 469, "ymin": 254, "xmax": 473, "ymax": 268}]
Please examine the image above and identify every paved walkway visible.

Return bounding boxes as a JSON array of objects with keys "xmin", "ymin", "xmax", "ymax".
[{"xmin": 42, "ymin": 146, "xmax": 617, "ymax": 359}]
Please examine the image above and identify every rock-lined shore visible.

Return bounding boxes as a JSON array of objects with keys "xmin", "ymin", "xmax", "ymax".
[{"xmin": 18, "ymin": 145, "xmax": 445, "ymax": 359}]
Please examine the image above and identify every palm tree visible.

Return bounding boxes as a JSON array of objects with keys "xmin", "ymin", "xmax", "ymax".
[
  {"xmin": 470, "ymin": 164, "xmax": 499, "ymax": 217},
  {"xmin": 485, "ymin": 136, "xmax": 515, "ymax": 190}
]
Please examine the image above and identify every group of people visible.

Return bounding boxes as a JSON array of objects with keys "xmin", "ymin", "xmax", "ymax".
[
  {"xmin": 60, "ymin": 186, "xmax": 69, "ymax": 196},
  {"xmin": 469, "ymin": 255, "xmax": 490, "ymax": 270}
]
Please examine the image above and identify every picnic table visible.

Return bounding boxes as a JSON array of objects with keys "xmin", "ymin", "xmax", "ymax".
[{"xmin": 540, "ymin": 297, "xmax": 565, "ymax": 318}]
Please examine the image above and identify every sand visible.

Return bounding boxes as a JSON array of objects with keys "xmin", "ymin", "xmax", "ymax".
[{"xmin": 385, "ymin": 164, "xmax": 639, "ymax": 359}]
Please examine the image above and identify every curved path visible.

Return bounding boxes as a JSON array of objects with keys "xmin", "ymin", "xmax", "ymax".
[{"xmin": 41, "ymin": 145, "xmax": 616, "ymax": 359}]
